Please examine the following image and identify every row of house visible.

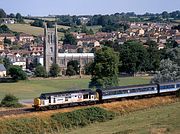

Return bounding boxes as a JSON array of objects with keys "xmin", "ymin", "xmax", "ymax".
[
  {"xmin": 0, "ymin": 33, "xmax": 34, "ymax": 47},
  {"xmin": 68, "ymin": 22, "xmax": 180, "ymax": 51}
]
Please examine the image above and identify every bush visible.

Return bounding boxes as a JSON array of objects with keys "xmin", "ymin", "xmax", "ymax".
[
  {"xmin": 0, "ymin": 94, "xmax": 22, "ymax": 108},
  {"xmin": 8, "ymin": 65, "xmax": 27, "ymax": 81},
  {"xmin": 34, "ymin": 65, "xmax": 47, "ymax": 77},
  {"xmin": 51, "ymin": 107, "xmax": 115, "ymax": 129},
  {"xmin": 176, "ymin": 89, "xmax": 180, "ymax": 98},
  {"xmin": 49, "ymin": 63, "xmax": 60, "ymax": 77},
  {"xmin": 0, "ymin": 107, "xmax": 115, "ymax": 134}
]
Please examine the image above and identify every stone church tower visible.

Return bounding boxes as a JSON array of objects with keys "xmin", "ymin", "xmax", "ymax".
[{"xmin": 44, "ymin": 23, "xmax": 58, "ymax": 72}]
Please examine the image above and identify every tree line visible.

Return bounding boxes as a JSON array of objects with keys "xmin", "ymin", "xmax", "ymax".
[{"xmin": 87, "ymin": 39, "xmax": 180, "ymax": 88}]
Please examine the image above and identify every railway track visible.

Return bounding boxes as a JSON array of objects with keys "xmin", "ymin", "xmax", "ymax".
[{"xmin": 0, "ymin": 108, "xmax": 34, "ymax": 117}]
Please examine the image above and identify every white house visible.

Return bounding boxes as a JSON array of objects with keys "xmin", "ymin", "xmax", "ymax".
[{"xmin": 0, "ymin": 64, "xmax": 6, "ymax": 77}]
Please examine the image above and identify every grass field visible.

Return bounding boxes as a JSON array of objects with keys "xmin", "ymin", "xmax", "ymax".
[
  {"xmin": 56, "ymin": 24, "xmax": 70, "ymax": 30},
  {"xmin": 6, "ymin": 24, "xmax": 64, "ymax": 38},
  {"xmin": 86, "ymin": 25, "xmax": 102, "ymax": 33},
  {"xmin": 0, "ymin": 77, "xmax": 151, "ymax": 100},
  {"xmin": 37, "ymin": 17, "xmax": 56, "ymax": 21},
  {"xmin": 66, "ymin": 101, "xmax": 180, "ymax": 134},
  {"xmin": 174, "ymin": 20, "xmax": 180, "ymax": 23}
]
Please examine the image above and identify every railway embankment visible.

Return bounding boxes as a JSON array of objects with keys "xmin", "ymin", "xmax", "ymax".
[{"xmin": 0, "ymin": 96, "xmax": 179, "ymax": 134}]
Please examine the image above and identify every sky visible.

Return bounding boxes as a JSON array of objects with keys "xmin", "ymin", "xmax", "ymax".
[{"xmin": 0, "ymin": 0, "xmax": 180, "ymax": 16}]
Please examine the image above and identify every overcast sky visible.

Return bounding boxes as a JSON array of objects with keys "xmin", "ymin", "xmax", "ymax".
[{"xmin": 0, "ymin": 0, "xmax": 180, "ymax": 16}]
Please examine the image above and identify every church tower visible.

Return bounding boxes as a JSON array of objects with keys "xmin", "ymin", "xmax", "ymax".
[{"xmin": 44, "ymin": 23, "xmax": 58, "ymax": 72}]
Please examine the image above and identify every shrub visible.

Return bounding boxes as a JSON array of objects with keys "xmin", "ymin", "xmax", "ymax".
[
  {"xmin": 0, "ymin": 94, "xmax": 22, "ymax": 108},
  {"xmin": 8, "ymin": 65, "xmax": 27, "ymax": 81},
  {"xmin": 176, "ymin": 89, "xmax": 180, "ymax": 98},
  {"xmin": 49, "ymin": 63, "xmax": 60, "ymax": 77},
  {"xmin": 34, "ymin": 65, "xmax": 47, "ymax": 77},
  {"xmin": 51, "ymin": 107, "xmax": 115, "ymax": 129}
]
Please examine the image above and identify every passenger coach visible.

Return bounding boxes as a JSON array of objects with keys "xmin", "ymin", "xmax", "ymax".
[{"xmin": 96, "ymin": 84, "xmax": 158, "ymax": 101}]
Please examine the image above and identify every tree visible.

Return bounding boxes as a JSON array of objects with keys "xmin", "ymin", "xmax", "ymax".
[
  {"xmin": 9, "ymin": 13, "xmax": 15, "ymax": 18},
  {"xmin": 49, "ymin": 63, "xmax": 60, "ymax": 77},
  {"xmin": 165, "ymin": 47, "xmax": 180, "ymax": 66},
  {"xmin": 0, "ymin": 9, "xmax": 6, "ymax": 18},
  {"xmin": 3, "ymin": 57, "xmax": 11, "ymax": 70},
  {"xmin": 0, "ymin": 57, "xmax": 3, "ymax": 64},
  {"xmin": 63, "ymin": 32, "xmax": 77, "ymax": 45},
  {"xmin": 89, "ymin": 47, "xmax": 119, "ymax": 88},
  {"xmin": 34, "ymin": 65, "xmax": 47, "ymax": 77},
  {"xmin": 67, "ymin": 60, "xmax": 79, "ymax": 74},
  {"xmin": 66, "ymin": 65, "xmax": 76, "ymax": 76},
  {"xmin": 31, "ymin": 20, "xmax": 44, "ymax": 27},
  {"xmin": 118, "ymin": 41, "xmax": 148, "ymax": 74},
  {"xmin": 84, "ymin": 62, "xmax": 93, "ymax": 75},
  {"xmin": 4, "ymin": 37, "xmax": 11, "ymax": 44},
  {"xmin": 16, "ymin": 13, "xmax": 24, "ymax": 23},
  {"xmin": 8, "ymin": 65, "xmax": 27, "ymax": 81},
  {"xmin": 0, "ymin": 25, "xmax": 11, "ymax": 33},
  {"xmin": 47, "ymin": 21, "xmax": 54, "ymax": 28},
  {"xmin": 166, "ymin": 38, "xmax": 178, "ymax": 48},
  {"xmin": 0, "ymin": 94, "xmax": 22, "ymax": 108},
  {"xmin": 146, "ymin": 40, "xmax": 160, "ymax": 71},
  {"xmin": 172, "ymin": 25, "xmax": 180, "ymax": 31},
  {"xmin": 151, "ymin": 59, "xmax": 180, "ymax": 83}
]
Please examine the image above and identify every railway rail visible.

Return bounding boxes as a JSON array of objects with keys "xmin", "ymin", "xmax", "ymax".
[{"xmin": 0, "ymin": 108, "xmax": 34, "ymax": 117}]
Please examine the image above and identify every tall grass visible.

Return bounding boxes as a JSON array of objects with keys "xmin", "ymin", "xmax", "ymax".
[{"xmin": 0, "ymin": 107, "xmax": 115, "ymax": 134}]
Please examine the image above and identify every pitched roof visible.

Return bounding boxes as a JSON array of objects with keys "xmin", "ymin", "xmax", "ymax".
[{"xmin": 0, "ymin": 64, "xmax": 6, "ymax": 71}]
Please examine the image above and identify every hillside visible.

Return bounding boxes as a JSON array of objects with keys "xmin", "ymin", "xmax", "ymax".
[{"xmin": 6, "ymin": 24, "xmax": 64, "ymax": 38}]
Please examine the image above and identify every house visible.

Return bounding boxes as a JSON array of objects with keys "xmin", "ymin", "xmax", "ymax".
[
  {"xmin": 12, "ymin": 57, "xmax": 26, "ymax": 70},
  {"xmin": 63, "ymin": 44, "xmax": 77, "ymax": 53},
  {"xmin": 0, "ymin": 64, "xmax": 6, "ymax": 77},
  {"xmin": 2, "ymin": 18, "xmax": 15, "ymax": 24},
  {"xmin": 0, "ymin": 34, "xmax": 16, "ymax": 43},
  {"xmin": 17, "ymin": 33, "xmax": 34, "ymax": 43},
  {"xmin": 30, "ymin": 45, "xmax": 44, "ymax": 56},
  {"xmin": 158, "ymin": 43, "xmax": 165, "ymax": 50},
  {"xmin": 0, "ymin": 41, "xmax": 4, "ymax": 50}
]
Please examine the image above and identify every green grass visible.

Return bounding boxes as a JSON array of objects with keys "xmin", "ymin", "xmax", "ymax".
[
  {"xmin": 6, "ymin": 24, "xmax": 64, "ymax": 38},
  {"xmin": 0, "ymin": 77, "xmax": 151, "ymax": 100},
  {"xmin": 37, "ymin": 17, "xmax": 56, "ymax": 21},
  {"xmin": 86, "ymin": 25, "xmax": 102, "ymax": 33},
  {"xmin": 66, "ymin": 101, "xmax": 180, "ymax": 134},
  {"xmin": 174, "ymin": 20, "xmax": 180, "ymax": 23},
  {"xmin": 0, "ymin": 107, "xmax": 115, "ymax": 134},
  {"xmin": 56, "ymin": 25, "xmax": 70, "ymax": 30},
  {"xmin": 24, "ymin": 19, "xmax": 35, "ymax": 24}
]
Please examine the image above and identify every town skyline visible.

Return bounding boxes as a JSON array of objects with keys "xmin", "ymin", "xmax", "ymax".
[{"xmin": 1, "ymin": 0, "xmax": 180, "ymax": 16}]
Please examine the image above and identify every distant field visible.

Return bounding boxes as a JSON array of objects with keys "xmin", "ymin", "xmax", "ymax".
[
  {"xmin": 86, "ymin": 25, "xmax": 102, "ymax": 33},
  {"xmin": 67, "ymin": 101, "xmax": 180, "ymax": 134},
  {"xmin": 56, "ymin": 24, "xmax": 70, "ymax": 30},
  {"xmin": 0, "ymin": 77, "xmax": 151, "ymax": 100},
  {"xmin": 6, "ymin": 24, "xmax": 44, "ymax": 36},
  {"xmin": 37, "ymin": 17, "xmax": 56, "ymax": 21},
  {"xmin": 174, "ymin": 20, "xmax": 180, "ymax": 23},
  {"xmin": 6, "ymin": 24, "xmax": 64, "ymax": 38},
  {"xmin": 24, "ymin": 19, "xmax": 34, "ymax": 24}
]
